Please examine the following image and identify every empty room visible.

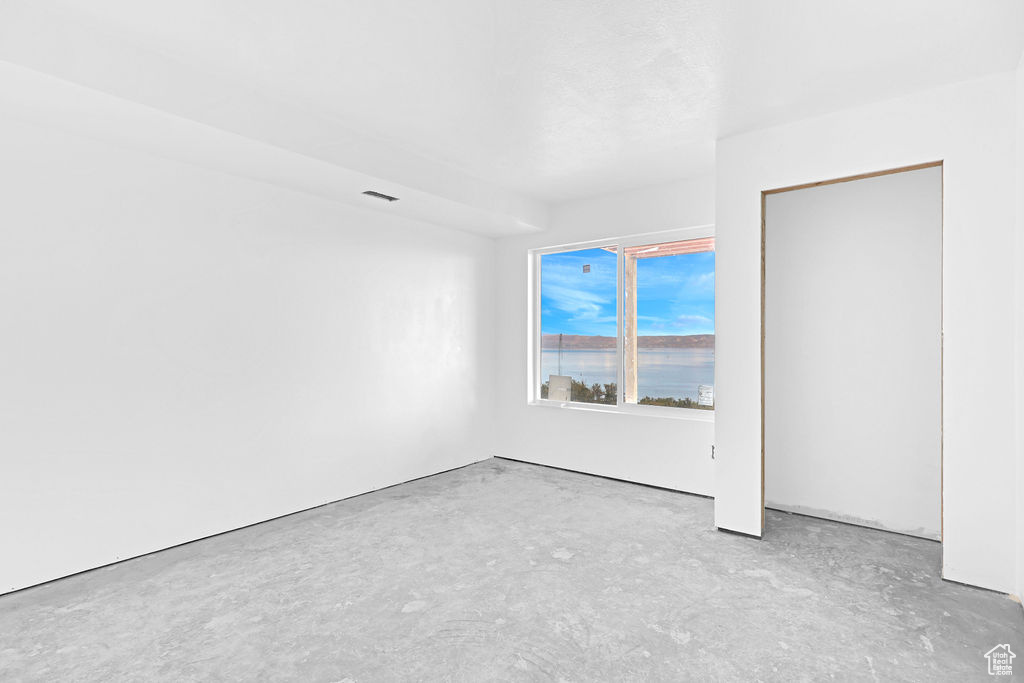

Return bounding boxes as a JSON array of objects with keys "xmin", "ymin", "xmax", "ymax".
[{"xmin": 2, "ymin": 1, "xmax": 1024, "ymax": 680}]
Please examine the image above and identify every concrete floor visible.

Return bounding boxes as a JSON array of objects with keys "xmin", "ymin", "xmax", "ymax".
[{"xmin": 1, "ymin": 459, "xmax": 1021, "ymax": 681}]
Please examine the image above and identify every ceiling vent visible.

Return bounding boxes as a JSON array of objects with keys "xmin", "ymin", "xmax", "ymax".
[{"xmin": 362, "ymin": 190, "xmax": 399, "ymax": 202}]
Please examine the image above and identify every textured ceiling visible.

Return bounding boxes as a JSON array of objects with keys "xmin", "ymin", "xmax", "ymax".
[{"xmin": 6, "ymin": 1, "xmax": 1024, "ymax": 202}]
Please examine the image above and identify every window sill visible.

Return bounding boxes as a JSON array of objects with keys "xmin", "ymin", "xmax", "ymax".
[{"xmin": 528, "ymin": 398, "xmax": 715, "ymax": 422}]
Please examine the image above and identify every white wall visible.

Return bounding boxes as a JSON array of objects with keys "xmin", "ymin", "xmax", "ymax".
[
  {"xmin": 0, "ymin": 115, "xmax": 495, "ymax": 594},
  {"xmin": 1015, "ymin": 52, "xmax": 1024, "ymax": 599},
  {"xmin": 715, "ymin": 72, "xmax": 1018, "ymax": 592},
  {"xmin": 492, "ymin": 177, "xmax": 717, "ymax": 494},
  {"xmin": 764, "ymin": 167, "xmax": 942, "ymax": 539}
]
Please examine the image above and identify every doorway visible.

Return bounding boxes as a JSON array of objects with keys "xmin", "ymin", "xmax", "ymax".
[{"xmin": 761, "ymin": 162, "xmax": 943, "ymax": 540}]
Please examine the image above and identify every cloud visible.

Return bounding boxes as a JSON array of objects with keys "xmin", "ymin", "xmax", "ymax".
[
  {"xmin": 540, "ymin": 249, "xmax": 618, "ymax": 333},
  {"xmin": 635, "ymin": 252, "xmax": 715, "ymax": 302},
  {"xmin": 539, "ymin": 247, "xmax": 716, "ymax": 337},
  {"xmin": 582, "ymin": 315, "xmax": 618, "ymax": 324},
  {"xmin": 675, "ymin": 314, "xmax": 713, "ymax": 326},
  {"xmin": 542, "ymin": 249, "xmax": 616, "ymax": 277},
  {"xmin": 544, "ymin": 284, "xmax": 609, "ymax": 315},
  {"xmin": 687, "ymin": 271, "xmax": 715, "ymax": 291}
]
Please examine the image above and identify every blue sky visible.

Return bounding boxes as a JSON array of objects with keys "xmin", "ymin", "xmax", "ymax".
[{"xmin": 540, "ymin": 247, "xmax": 715, "ymax": 336}]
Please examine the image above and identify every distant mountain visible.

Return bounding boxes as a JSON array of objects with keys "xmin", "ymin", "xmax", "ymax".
[
  {"xmin": 637, "ymin": 334, "xmax": 715, "ymax": 349},
  {"xmin": 541, "ymin": 334, "xmax": 714, "ymax": 350}
]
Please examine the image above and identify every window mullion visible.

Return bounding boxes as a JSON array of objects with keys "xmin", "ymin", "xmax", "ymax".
[
  {"xmin": 616, "ymin": 246, "xmax": 624, "ymax": 407},
  {"xmin": 622, "ymin": 248, "xmax": 638, "ymax": 405}
]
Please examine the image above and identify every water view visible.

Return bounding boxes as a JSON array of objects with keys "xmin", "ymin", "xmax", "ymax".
[{"xmin": 542, "ymin": 348, "xmax": 714, "ymax": 402}]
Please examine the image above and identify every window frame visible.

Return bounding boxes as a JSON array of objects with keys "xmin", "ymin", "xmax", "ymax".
[{"xmin": 529, "ymin": 225, "xmax": 716, "ymax": 422}]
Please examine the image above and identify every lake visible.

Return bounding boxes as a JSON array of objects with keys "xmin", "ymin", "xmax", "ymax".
[{"xmin": 541, "ymin": 348, "xmax": 714, "ymax": 401}]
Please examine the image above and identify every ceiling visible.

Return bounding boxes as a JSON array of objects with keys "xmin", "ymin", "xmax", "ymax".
[{"xmin": 2, "ymin": 1, "xmax": 1023, "ymax": 208}]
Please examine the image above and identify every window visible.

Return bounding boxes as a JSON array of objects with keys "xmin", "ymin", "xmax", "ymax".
[
  {"xmin": 538, "ymin": 246, "xmax": 618, "ymax": 405},
  {"xmin": 534, "ymin": 232, "xmax": 714, "ymax": 414},
  {"xmin": 623, "ymin": 238, "xmax": 715, "ymax": 410}
]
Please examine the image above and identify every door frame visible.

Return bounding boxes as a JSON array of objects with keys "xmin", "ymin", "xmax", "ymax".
[{"xmin": 759, "ymin": 160, "xmax": 944, "ymax": 551}]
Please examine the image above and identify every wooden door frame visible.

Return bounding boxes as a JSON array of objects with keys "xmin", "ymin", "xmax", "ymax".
[{"xmin": 759, "ymin": 160, "xmax": 944, "ymax": 549}]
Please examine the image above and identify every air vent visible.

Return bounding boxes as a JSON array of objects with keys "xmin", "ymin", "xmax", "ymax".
[{"xmin": 362, "ymin": 190, "xmax": 399, "ymax": 202}]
